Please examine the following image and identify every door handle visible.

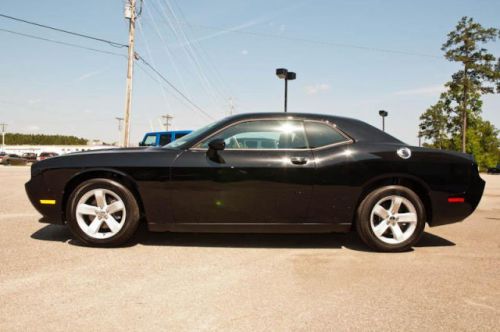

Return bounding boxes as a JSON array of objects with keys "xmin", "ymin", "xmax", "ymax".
[{"xmin": 290, "ymin": 157, "xmax": 308, "ymax": 165}]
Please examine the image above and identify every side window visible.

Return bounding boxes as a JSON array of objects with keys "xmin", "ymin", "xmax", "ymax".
[
  {"xmin": 305, "ymin": 122, "xmax": 349, "ymax": 148},
  {"xmin": 142, "ymin": 134, "xmax": 157, "ymax": 146},
  {"xmin": 159, "ymin": 134, "xmax": 172, "ymax": 146},
  {"xmin": 174, "ymin": 133, "xmax": 188, "ymax": 140},
  {"xmin": 198, "ymin": 120, "xmax": 308, "ymax": 150}
]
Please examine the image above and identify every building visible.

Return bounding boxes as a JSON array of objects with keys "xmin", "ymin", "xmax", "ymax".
[{"xmin": 2, "ymin": 144, "xmax": 115, "ymax": 156}]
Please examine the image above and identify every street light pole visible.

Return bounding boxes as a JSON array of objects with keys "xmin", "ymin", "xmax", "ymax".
[
  {"xmin": 418, "ymin": 125, "xmax": 426, "ymax": 147},
  {"xmin": 276, "ymin": 68, "xmax": 296, "ymax": 113},
  {"xmin": 378, "ymin": 110, "xmax": 388, "ymax": 132}
]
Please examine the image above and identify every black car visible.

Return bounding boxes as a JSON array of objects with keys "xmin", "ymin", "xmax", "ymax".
[
  {"xmin": 25, "ymin": 113, "xmax": 485, "ymax": 251},
  {"xmin": 487, "ymin": 164, "xmax": 500, "ymax": 174}
]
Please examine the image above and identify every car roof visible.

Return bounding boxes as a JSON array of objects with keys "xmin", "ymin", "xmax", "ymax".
[
  {"xmin": 218, "ymin": 112, "xmax": 404, "ymax": 144},
  {"xmin": 144, "ymin": 130, "xmax": 192, "ymax": 135}
]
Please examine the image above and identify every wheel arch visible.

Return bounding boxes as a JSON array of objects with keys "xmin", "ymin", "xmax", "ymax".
[
  {"xmin": 354, "ymin": 174, "xmax": 433, "ymax": 227},
  {"xmin": 62, "ymin": 168, "xmax": 145, "ymax": 222}
]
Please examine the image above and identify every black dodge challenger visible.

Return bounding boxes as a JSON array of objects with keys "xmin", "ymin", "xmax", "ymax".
[{"xmin": 26, "ymin": 113, "xmax": 485, "ymax": 251}]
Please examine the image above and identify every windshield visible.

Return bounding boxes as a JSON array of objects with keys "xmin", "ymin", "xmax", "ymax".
[{"xmin": 165, "ymin": 120, "xmax": 221, "ymax": 149}]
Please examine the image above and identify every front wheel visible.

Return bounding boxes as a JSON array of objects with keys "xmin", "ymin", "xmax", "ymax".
[
  {"xmin": 66, "ymin": 178, "xmax": 140, "ymax": 246},
  {"xmin": 356, "ymin": 185, "xmax": 426, "ymax": 252}
]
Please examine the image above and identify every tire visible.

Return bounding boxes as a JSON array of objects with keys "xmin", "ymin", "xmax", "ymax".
[
  {"xmin": 356, "ymin": 185, "xmax": 426, "ymax": 252},
  {"xmin": 66, "ymin": 178, "xmax": 140, "ymax": 246}
]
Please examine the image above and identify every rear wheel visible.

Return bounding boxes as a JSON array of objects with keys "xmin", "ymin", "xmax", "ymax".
[
  {"xmin": 356, "ymin": 185, "xmax": 425, "ymax": 252},
  {"xmin": 66, "ymin": 178, "xmax": 140, "ymax": 246}
]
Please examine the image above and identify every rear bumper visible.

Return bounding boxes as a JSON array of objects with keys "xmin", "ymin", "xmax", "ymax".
[{"xmin": 428, "ymin": 175, "xmax": 485, "ymax": 227}]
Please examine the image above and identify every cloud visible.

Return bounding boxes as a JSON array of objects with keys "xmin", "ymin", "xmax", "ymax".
[
  {"xmin": 177, "ymin": 1, "xmax": 307, "ymax": 46},
  {"xmin": 394, "ymin": 85, "xmax": 445, "ymax": 96},
  {"xmin": 241, "ymin": 49, "xmax": 248, "ymax": 55},
  {"xmin": 278, "ymin": 24, "xmax": 286, "ymax": 34},
  {"xmin": 180, "ymin": 19, "xmax": 263, "ymax": 46},
  {"xmin": 28, "ymin": 98, "xmax": 42, "ymax": 105},
  {"xmin": 305, "ymin": 83, "xmax": 330, "ymax": 95},
  {"xmin": 76, "ymin": 70, "xmax": 102, "ymax": 82}
]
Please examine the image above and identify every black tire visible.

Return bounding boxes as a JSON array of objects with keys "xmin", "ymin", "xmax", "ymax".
[
  {"xmin": 356, "ymin": 185, "xmax": 426, "ymax": 252},
  {"xmin": 66, "ymin": 178, "xmax": 141, "ymax": 246}
]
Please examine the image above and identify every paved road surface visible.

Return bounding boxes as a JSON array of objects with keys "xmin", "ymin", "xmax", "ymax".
[{"xmin": 0, "ymin": 166, "xmax": 499, "ymax": 331}]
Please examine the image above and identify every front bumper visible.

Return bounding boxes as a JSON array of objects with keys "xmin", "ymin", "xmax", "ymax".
[{"xmin": 25, "ymin": 175, "xmax": 65, "ymax": 225}]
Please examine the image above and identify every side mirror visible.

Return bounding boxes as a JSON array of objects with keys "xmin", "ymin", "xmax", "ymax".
[
  {"xmin": 207, "ymin": 139, "xmax": 225, "ymax": 163},
  {"xmin": 208, "ymin": 139, "xmax": 225, "ymax": 151}
]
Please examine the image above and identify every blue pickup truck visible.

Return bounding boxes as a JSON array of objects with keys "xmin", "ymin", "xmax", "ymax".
[{"xmin": 139, "ymin": 130, "xmax": 192, "ymax": 147}]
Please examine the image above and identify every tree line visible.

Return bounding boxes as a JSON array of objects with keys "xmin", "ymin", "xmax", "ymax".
[
  {"xmin": 419, "ymin": 17, "xmax": 500, "ymax": 170},
  {"xmin": 4, "ymin": 133, "xmax": 88, "ymax": 145}
]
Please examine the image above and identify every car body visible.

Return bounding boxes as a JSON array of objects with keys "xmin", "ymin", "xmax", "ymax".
[
  {"xmin": 26, "ymin": 113, "xmax": 485, "ymax": 251},
  {"xmin": 0, "ymin": 151, "xmax": 6, "ymax": 162},
  {"xmin": 139, "ymin": 130, "xmax": 192, "ymax": 147},
  {"xmin": 37, "ymin": 152, "xmax": 59, "ymax": 161},
  {"xmin": 487, "ymin": 164, "xmax": 500, "ymax": 174},
  {"xmin": 21, "ymin": 153, "xmax": 38, "ymax": 163},
  {"xmin": 2, "ymin": 154, "xmax": 28, "ymax": 166}
]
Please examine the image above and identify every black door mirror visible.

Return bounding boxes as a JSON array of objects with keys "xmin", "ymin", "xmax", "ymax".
[
  {"xmin": 207, "ymin": 139, "xmax": 226, "ymax": 163},
  {"xmin": 208, "ymin": 139, "xmax": 226, "ymax": 151}
]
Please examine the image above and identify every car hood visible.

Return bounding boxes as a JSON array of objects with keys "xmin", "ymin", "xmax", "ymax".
[{"xmin": 31, "ymin": 147, "xmax": 182, "ymax": 175}]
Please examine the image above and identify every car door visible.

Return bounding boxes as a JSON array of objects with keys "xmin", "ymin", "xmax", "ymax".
[
  {"xmin": 169, "ymin": 119, "xmax": 315, "ymax": 224},
  {"xmin": 303, "ymin": 120, "xmax": 356, "ymax": 225}
]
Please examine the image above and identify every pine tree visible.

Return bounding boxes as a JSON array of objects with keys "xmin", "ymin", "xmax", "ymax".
[{"xmin": 441, "ymin": 16, "xmax": 500, "ymax": 152}]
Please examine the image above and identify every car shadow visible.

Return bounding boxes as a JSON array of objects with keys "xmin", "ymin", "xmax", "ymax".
[{"xmin": 31, "ymin": 223, "xmax": 456, "ymax": 251}]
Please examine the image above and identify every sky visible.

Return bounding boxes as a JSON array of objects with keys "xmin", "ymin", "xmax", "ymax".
[{"xmin": 0, "ymin": 0, "xmax": 499, "ymax": 146}]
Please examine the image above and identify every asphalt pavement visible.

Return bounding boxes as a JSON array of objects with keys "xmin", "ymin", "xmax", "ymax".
[{"xmin": 0, "ymin": 166, "xmax": 499, "ymax": 331}]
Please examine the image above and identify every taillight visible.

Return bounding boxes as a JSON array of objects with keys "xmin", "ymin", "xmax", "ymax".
[{"xmin": 448, "ymin": 197, "xmax": 465, "ymax": 203}]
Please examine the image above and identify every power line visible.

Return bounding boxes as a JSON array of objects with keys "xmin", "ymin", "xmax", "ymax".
[
  {"xmin": 0, "ymin": 13, "xmax": 128, "ymax": 48},
  {"xmin": 152, "ymin": 0, "xmax": 227, "ymax": 110},
  {"xmin": 186, "ymin": 23, "xmax": 442, "ymax": 59},
  {"xmin": 0, "ymin": 28, "xmax": 127, "ymax": 58},
  {"xmin": 137, "ymin": 55, "xmax": 215, "ymax": 120}
]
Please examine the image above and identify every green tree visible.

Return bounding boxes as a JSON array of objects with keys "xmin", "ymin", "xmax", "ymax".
[
  {"xmin": 420, "ymin": 17, "xmax": 500, "ymax": 170},
  {"xmin": 441, "ymin": 16, "xmax": 500, "ymax": 152},
  {"xmin": 419, "ymin": 97, "xmax": 449, "ymax": 149},
  {"xmin": 5, "ymin": 133, "xmax": 88, "ymax": 145},
  {"xmin": 461, "ymin": 119, "xmax": 500, "ymax": 170}
]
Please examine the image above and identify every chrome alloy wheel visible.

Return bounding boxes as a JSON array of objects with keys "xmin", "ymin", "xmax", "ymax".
[
  {"xmin": 369, "ymin": 195, "xmax": 418, "ymax": 245},
  {"xmin": 75, "ymin": 189, "xmax": 127, "ymax": 239}
]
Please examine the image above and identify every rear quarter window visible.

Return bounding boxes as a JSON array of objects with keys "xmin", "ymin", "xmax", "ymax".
[
  {"xmin": 305, "ymin": 121, "xmax": 349, "ymax": 148},
  {"xmin": 174, "ymin": 133, "xmax": 188, "ymax": 140},
  {"xmin": 159, "ymin": 134, "xmax": 172, "ymax": 146}
]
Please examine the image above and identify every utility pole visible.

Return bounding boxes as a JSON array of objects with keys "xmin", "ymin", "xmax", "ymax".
[
  {"xmin": 122, "ymin": 0, "xmax": 137, "ymax": 147},
  {"xmin": 115, "ymin": 117, "xmax": 124, "ymax": 146},
  {"xmin": 162, "ymin": 114, "xmax": 173, "ymax": 131},
  {"xmin": 0, "ymin": 123, "xmax": 7, "ymax": 151},
  {"xmin": 228, "ymin": 97, "xmax": 235, "ymax": 116}
]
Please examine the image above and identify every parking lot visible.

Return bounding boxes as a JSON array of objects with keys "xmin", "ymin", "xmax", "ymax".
[{"xmin": 0, "ymin": 165, "xmax": 499, "ymax": 331}]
